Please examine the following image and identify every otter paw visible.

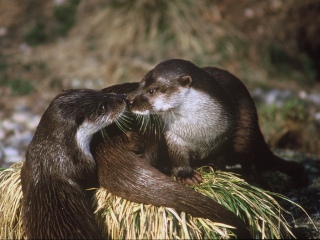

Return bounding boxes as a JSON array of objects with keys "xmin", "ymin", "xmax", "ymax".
[{"xmin": 175, "ymin": 168, "xmax": 203, "ymax": 185}]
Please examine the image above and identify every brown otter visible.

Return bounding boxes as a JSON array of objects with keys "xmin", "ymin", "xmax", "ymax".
[
  {"xmin": 21, "ymin": 89, "xmax": 127, "ymax": 239},
  {"xmin": 202, "ymin": 66, "xmax": 305, "ymax": 180},
  {"xmin": 129, "ymin": 59, "xmax": 305, "ymax": 185},
  {"xmin": 91, "ymin": 83, "xmax": 252, "ymax": 239}
]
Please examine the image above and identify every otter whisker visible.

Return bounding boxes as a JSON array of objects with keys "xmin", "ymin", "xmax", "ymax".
[
  {"xmin": 115, "ymin": 120, "xmax": 127, "ymax": 133},
  {"xmin": 120, "ymin": 109, "xmax": 134, "ymax": 124},
  {"xmin": 152, "ymin": 114, "xmax": 164, "ymax": 139},
  {"xmin": 131, "ymin": 113, "xmax": 148, "ymax": 135},
  {"xmin": 138, "ymin": 115, "xmax": 145, "ymax": 134},
  {"xmin": 115, "ymin": 116, "xmax": 132, "ymax": 133},
  {"xmin": 135, "ymin": 113, "xmax": 163, "ymax": 140},
  {"xmin": 120, "ymin": 110, "xmax": 134, "ymax": 124},
  {"xmin": 118, "ymin": 118, "xmax": 132, "ymax": 130},
  {"xmin": 138, "ymin": 115, "xmax": 148, "ymax": 134},
  {"xmin": 144, "ymin": 115, "xmax": 152, "ymax": 134},
  {"xmin": 100, "ymin": 128, "xmax": 111, "ymax": 141},
  {"xmin": 135, "ymin": 114, "xmax": 144, "ymax": 127}
]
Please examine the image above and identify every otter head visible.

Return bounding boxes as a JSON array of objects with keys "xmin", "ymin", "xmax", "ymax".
[
  {"xmin": 49, "ymin": 89, "xmax": 127, "ymax": 157},
  {"xmin": 54, "ymin": 89, "xmax": 126, "ymax": 131},
  {"xmin": 129, "ymin": 59, "xmax": 196, "ymax": 115}
]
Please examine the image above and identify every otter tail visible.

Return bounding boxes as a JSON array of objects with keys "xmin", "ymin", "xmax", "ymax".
[
  {"xmin": 254, "ymin": 129, "xmax": 308, "ymax": 187},
  {"xmin": 99, "ymin": 82, "xmax": 251, "ymax": 237},
  {"xmin": 95, "ymin": 141, "xmax": 252, "ymax": 239}
]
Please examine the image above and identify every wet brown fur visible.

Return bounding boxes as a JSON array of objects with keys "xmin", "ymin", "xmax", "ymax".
[
  {"xmin": 91, "ymin": 83, "xmax": 252, "ymax": 239},
  {"xmin": 21, "ymin": 89, "xmax": 126, "ymax": 239},
  {"xmin": 203, "ymin": 66, "xmax": 306, "ymax": 182},
  {"xmin": 129, "ymin": 59, "xmax": 306, "ymax": 186}
]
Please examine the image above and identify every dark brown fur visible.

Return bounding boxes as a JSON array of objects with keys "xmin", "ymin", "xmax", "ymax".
[
  {"xmin": 129, "ymin": 59, "xmax": 306, "ymax": 186},
  {"xmin": 130, "ymin": 60, "xmax": 236, "ymax": 184},
  {"xmin": 91, "ymin": 83, "xmax": 252, "ymax": 239},
  {"xmin": 21, "ymin": 89, "xmax": 126, "ymax": 239},
  {"xmin": 203, "ymin": 67, "xmax": 306, "ymax": 183}
]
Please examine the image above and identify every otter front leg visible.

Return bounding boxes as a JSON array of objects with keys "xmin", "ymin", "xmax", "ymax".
[{"xmin": 166, "ymin": 133, "xmax": 203, "ymax": 185}]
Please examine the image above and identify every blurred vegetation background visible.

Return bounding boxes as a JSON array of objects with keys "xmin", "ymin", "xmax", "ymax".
[{"xmin": 0, "ymin": 0, "xmax": 319, "ymax": 156}]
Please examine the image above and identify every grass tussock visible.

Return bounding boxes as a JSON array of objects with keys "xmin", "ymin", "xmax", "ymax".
[
  {"xmin": 79, "ymin": 0, "xmax": 247, "ymax": 86},
  {"xmin": 0, "ymin": 163, "xmax": 311, "ymax": 239},
  {"xmin": 94, "ymin": 189, "xmax": 233, "ymax": 239},
  {"xmin": 0, "ymin": 162, "xmax": 24, "ymax": 239}
]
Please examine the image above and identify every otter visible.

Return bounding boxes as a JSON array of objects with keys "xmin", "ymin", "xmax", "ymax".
[
  {"xmin": 129, "ymin": 59, "xmax": 305, "ymax": 185},
  {"xmin": 202, "ymin": 66, "xmax": 305, "ymax": 181},
  {"xmin": 91, "ymin": 83, "xmax": 252, "ymax": 239},
  {"xmin": 21, "ymin": 89, "xmax": 127, "ymax": 239}
]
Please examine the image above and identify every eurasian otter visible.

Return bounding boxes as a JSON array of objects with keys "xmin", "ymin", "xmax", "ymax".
[
  {"xmin": 203, "ymin": 66, "xmax": 305, "ymax": 181},
  {"xmin": 91, "ymin": 83, "xmax": 252, "ymax": 239},
  {"xmin": 129, "ymin": 59, "xmax": 305, "ymax": 185},
  {"xmin": 21, "ymin": 89, "xmax": 126, "ymax": 239}
]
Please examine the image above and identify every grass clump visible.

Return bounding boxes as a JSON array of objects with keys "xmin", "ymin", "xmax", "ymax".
[
  {"xmin": 94, "ymin": 168, "xmax": 299, "ymax": 239},
  {"xmin": 84, "ymin": 0, "xmax": 247, "ymax": 85},
  {"xmin": 1, "ymin": 163, "xmax": 312, "ymax": 239},
  {"xmin": 0, "ymin": 162, "xmax": 24, "ymax": 239},
  {"xmin": 94, "ymin": 190, "xmax": 233, "ymax": 239}
]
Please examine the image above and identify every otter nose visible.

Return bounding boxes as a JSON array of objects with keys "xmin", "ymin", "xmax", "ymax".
[
  {"xmin": 126, "ymin": 94, "xmax": 140, "ymax": 109},
  {"xmin": 125, "ymin": 97, "xmax": 134, "ymax": 108}
]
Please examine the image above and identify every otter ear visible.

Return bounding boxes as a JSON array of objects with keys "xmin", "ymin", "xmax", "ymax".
[{"xmin": 177, "ymin": 75, "xmax": 192, "ymax": 88}]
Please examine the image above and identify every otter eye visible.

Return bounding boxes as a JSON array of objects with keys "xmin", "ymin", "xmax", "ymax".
[
  {"xmin": 148, "ymin": 89, "xmax": 156, "ymax": 95},
  {"xmin": 99, "ymin": 103, "xmax": 107, "ymax": 112}
]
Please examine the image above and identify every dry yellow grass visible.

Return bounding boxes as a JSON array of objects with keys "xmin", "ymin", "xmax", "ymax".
[
  {"xmin": 0, "ymin": 162, "xmax": 24, "ymax": 239},
  {"xmin": 1, "ymin": 162, "xmax": 310, "ymax": 239}
]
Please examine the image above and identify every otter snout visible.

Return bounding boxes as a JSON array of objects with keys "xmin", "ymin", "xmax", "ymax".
[
  {"xmin": 126, "ymin": 94, "xmax": 136, "ymax": 109},
  {"xmin": 128, "ymin": 95, "xmax": 152, "ymax": 114},
  {"xmin": 128, "ymin": 98, "xmax": 135, "ymax": 109},
  {"xmin": 104, "ymin": 93, "xmax": 128, "ymax": 107}
]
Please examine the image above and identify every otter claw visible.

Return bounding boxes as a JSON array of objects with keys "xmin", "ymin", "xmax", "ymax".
[
  {"xmin": 193, "ymin": 170, "xmax": 203, "ymax": 183},
  {"xmin": 177, "ymin": 171, "xmax": 203, "ymax": 185},
  {"xmin": 177, "ymin": 177, "xmax": 194, "ymax": 185}
]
